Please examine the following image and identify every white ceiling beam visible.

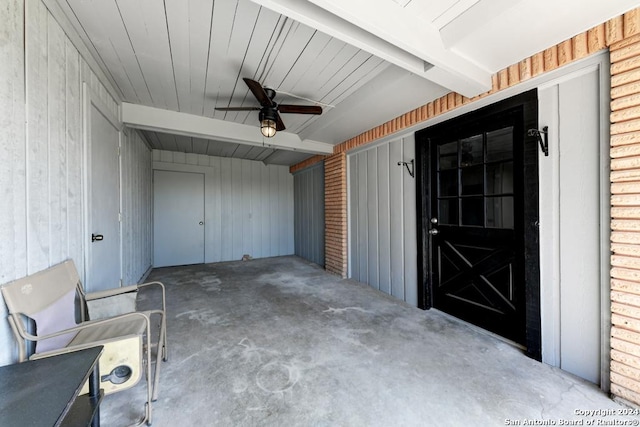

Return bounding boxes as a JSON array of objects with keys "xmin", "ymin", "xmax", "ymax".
[
  {"xmin": 121, "ymin": 103, "xmax": 334, "ymax": 155},
  {"xmin": 251, "ymin": 0, "xmax": 492, "ymax": 97}
]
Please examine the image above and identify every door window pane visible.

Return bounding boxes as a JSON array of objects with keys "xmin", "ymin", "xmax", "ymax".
[
  {"xmin": 461, "ymin": 197, "xmax": 484, "ymax": 226},
  {"xmin": 460, "ymin": 135, "xmax": 482, "ymax": 167},
  {"xmin": 486, "ymin": 161, "xmax": 513, "ymax": 195},
  {"xmin": 487, "ymin": 127, "xmax": 513, "ymax": 162},
  {"xmin": 438, "ymin": 141, "xmax": 458, "ymax": 169},
  {"xmin": 439, "ymin": 170, "xmax": 458, "ymax": 197},
  {"xmin": 486, "ymin": 196, "xmax": 514, "ymax": 229},
  {"xmin": 461, "ymin": 165, "xmax": 483, "ymax": 195},
  {"xmin": 439, "ymin": 199, "xmax": 458, "ymax": 225}
]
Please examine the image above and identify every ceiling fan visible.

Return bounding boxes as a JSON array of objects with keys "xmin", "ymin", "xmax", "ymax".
[{"xmin": 215, "ymin": 78, "xmax": 322, "ymax": 138}]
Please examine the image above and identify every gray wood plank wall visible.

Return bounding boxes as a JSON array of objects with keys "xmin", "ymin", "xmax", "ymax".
[
  {"xmin": 122, "ymin": 130, "xmax": 153, "ymax": 285},
  {"xmin": 0, "ymin": 0, "xmax": 152, "ymax": 366},
  {"xmin": 349, "ymin": 135, "xmax": 418, "ymax": 306},
  {"xmin": 538, "ymin": 62, "xmax": 607, "ymax": 384},
  {"xmin": 294, "ymin": 163, "xmax": 325, "ymax": 267},
  {"xmin": 153, "ymin": 150, "xmax": 294, "ymax": 262}
]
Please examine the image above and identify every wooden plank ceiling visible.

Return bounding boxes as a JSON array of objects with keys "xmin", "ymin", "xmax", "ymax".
[
  {"xmin": 53, "ymin": 0, "xmax": 640, "ymax": 165},
  {"xmin": 55, "ymin": 0, "xmax": 411, "ymax": 164}
]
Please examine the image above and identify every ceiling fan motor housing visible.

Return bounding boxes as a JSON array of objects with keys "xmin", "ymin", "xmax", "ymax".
[
  {"xmin": 259, "ymin": 106, "xmax": 278, "ymax": 123},
  {"xmin": 264, "ymin": 88, "xmax": 277, "ymax": 101}
]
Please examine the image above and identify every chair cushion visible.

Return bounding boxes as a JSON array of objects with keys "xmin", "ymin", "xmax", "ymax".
[{"xmin": 31, "ymin": 289, "xmax": 78, "ymax": 354}]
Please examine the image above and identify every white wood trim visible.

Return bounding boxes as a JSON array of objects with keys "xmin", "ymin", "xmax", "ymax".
[
  {"xmin": 121, "ymin": 102, "xmax": 334, "ymax": 155},
  {"xmin": 250, "ymin": 0, "xmax": 492, "ymax": 97}
]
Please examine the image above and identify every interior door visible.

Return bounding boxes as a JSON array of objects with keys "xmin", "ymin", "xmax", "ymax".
[
  {"xmin": 86, "ymin": 86, "xmax": 121, "ymax": 292},
  {"xmin": 153, "ymin": 170, "xmax": 205, "ymax": 267}
]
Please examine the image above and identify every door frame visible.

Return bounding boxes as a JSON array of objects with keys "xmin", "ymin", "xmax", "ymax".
[
  {"xmin": 82, "ymin": 82, "xmax": 123, "ymax": 288},
  {"xmin": 415, "ymin": 89, "xmax": 541, "ymax": 359}
]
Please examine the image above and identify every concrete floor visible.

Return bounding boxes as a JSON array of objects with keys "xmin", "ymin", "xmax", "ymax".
[{"xmin": 100, "ymin": 256, "xmax": 638, "ymax": 426}]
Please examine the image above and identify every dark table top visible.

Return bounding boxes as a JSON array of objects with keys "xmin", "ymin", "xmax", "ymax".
[{"xmin": 0, "ymin": 346, "xmax": 102, "ymax": 427}]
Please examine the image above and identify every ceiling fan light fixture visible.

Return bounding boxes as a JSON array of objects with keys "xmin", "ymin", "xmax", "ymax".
[
  {"xmin": 261, "ymin": 118, "xmax": 277, "ymax": 138},
  {"xmin": 259, "ymin": 108, "xmax": 277, "ymax": 138}
]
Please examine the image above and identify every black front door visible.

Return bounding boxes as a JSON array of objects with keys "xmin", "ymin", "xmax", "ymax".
[{"xmin": 416, "ymin": 90, "xmax": 540, "ymax": 356}]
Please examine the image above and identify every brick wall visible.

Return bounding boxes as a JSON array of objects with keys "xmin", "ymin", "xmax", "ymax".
[
  {"xmin": 609, "ymin": 20, "xmax": 640, "ymax": 407},
  {"xmin": 291, "ymin": 8, "xmax": 640, "ymax": 406},
  {"xmin": 290, "ymin": 154, "xmax": 327, "ymax": 174},
  {"xmin": 324, "ymin": 153, "xmax": 347, "ymax": 276}
]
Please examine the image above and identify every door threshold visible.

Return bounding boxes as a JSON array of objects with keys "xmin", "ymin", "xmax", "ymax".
[{"xmin": 431, "ymin": 308, "xmax": 527, "ymax": 352}]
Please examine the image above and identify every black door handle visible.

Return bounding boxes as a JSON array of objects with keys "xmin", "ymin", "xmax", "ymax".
[{"xmin": 92, "ymin": 234, "xmax": 104, "ymax": 242}]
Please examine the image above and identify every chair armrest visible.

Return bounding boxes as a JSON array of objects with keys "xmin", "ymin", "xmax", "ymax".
[
  {"xmin": 87, "ymin": 281, "xmax": 165, "ymax": 305},
  {"xmin": 137, "ymin": 281, "xmax": 166, "ymax": 311},
  {"xmin": 137, "ymin": 281, "xmax": 164, "ymax": 291},
  {"xmin": 85, "ymin": 285, "xmax": 139, "ymax": 301},
  {"xmin": 13, "ymin": 311, "xmax": 149, "ymax": 342}
]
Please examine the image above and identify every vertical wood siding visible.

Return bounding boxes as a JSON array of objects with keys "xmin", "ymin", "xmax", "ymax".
[
  {"xmin": 294, "ymin": 163, "xmax": 325, "ymax": 267},
  {"xmin": 0, "ymin": 0, "xmax": 26, "ymax": 366},
  {"xmin": 297, "ymin": 4, "xmax": 640, "ymax": 407},
  {"xmin": 348, "ymin": 136, "xmax": 418, "ymax": 306},
  {"xmin": 538, "ymin": 63, "xmax": 608, "ymax": 384},
  {"xmin": 26, "ymin": 0, "xmax": 51, "ymax": 273},
  {"xmin": 21, "ymin": 0, "xmax": 121, "ymax": 277},
  {"xmin": 0, "ymin": 0, "xmax": 152, "ymax": 366},
  {"xmin": 121, "ymin": 130, "xmax": 153, "ymax": 284},
  {"xmin": 153, "ymin": 150, "xmax": 294, "ymax": 262},
  {"xmin": 0, "ymin": 0, "xmax": 27, "ymax": 283}
]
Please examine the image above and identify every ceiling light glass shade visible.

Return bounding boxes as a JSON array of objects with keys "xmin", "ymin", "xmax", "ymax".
[{"xmin": 261, "ymin": 119, "xmax": 277, "ymax": 138}]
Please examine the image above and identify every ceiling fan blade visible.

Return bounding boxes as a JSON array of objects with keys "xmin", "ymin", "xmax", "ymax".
[
  {"xmin": 215, "ymin": 107, "xmax": 261, "ymax": 111},
  {"xmin": 275, "ymin": 112, "xmax": 286, "ymax": 131},
  {"xmin": 243, "ymin": 78, "xmax": 274, "ymax": 108},
  {"xmin": 278, "ymin": 104, "xmax": 322, "ymax": 115}
]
